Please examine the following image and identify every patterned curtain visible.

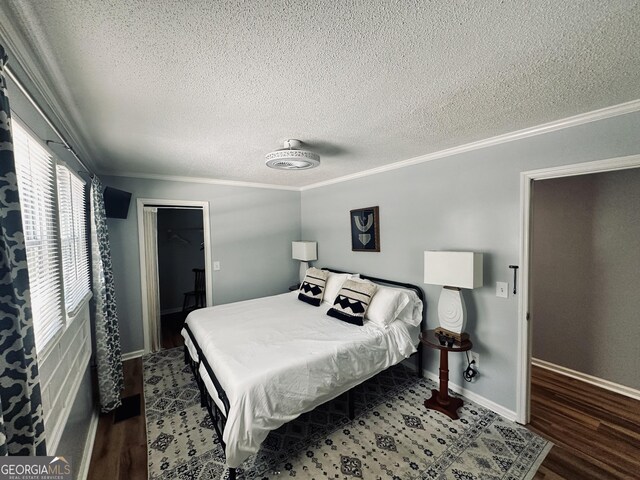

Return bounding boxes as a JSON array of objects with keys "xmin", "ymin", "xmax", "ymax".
[
  {"xmin": 90, "ymin": 176, "xmax": 124, "ymax": 412},
  {"xmin": 0, "ymin": 45, "xmax": 47, "ymax": 455}
]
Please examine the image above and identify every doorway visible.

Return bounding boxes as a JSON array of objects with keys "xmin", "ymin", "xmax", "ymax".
[
  {"xmin": 137, "ymin": 199, "xmax": 213, "ymax": 354},
  {"xmin": 516, "ymin": 153, "xmax": 640, "ymax": 423},
  {"xmin": 157, "ymin": 208, "xmax": 205, "ymax": 349}
]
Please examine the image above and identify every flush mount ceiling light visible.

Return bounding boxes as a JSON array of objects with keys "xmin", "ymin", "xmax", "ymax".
[{"xmin": 265, "ymin": 139, "xmax": 320, "ymax": 170}]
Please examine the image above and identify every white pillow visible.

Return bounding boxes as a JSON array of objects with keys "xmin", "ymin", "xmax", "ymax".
[
  {"xmin": 323, "ymin": 272, "xmax": 352, "ymax": 305},
  {"xmin": 393, "ymin": 287, "xmax": 423, "ymax": 326},
  {"xmin": 365, "ymin": 286, "xmax": 410, "ymax": 328},
  {"xmin": 353, "ymin": 279, "xmax": 423, "ymax": 327}
]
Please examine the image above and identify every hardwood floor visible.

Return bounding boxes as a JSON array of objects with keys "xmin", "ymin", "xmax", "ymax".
[
  {"xmin": 87, "ymin": 360, "xmax": 640, "ymax": 480},
  {"xmin": 530, "ymin": 365, "xmax": 640, "ymax": 479},
  {"xmin": 87, "ymin": 359, "xmax": 147, "ymax": 480},
  {"xmin": 160, "ymin": 311, "xmax": 187, "ymax": 349}
]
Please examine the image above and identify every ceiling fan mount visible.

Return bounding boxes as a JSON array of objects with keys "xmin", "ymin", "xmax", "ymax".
[{"xmin": 265, "ymin": 139, "xmax": 320, "ymax": 170}]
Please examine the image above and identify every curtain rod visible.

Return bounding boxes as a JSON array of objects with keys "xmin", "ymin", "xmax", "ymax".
[{"xmin": 5, "ymin": 64, "xmax": 94, "ymax": 177}]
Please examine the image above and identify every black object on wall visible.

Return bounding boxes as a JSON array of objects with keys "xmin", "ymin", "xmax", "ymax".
[{"xmin": 103, "ymin": 187, "xmax": 132, "ymax": 219}]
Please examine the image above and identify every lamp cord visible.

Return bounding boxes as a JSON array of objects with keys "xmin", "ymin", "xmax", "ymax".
[{"xmin": 463, "ymin": 351, "xmax": 478, "ymax": 382}]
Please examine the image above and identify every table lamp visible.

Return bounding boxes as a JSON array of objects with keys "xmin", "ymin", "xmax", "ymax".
[
  {"xmin": 424, "ymin": 251, "xmax": 483, "ymax": 342},
  {"xmin": 292, "ymin": 241, "xmax": 317, "ymax": 282}
]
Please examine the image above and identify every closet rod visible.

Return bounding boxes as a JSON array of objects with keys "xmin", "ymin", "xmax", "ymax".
[
  {"xmin": 145, "ymin": 205, "xmax": 203, "ymax": 210},
  {"xmin": 5, "ymin": 65, "xmax": 94, "ymax": 177}
]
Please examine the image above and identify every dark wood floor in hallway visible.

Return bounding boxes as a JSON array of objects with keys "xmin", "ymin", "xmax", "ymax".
[
  {"xmin": 87, "ymin": 359, "xmax": 640, "ymax": 480},
  {"xmin": 160, "ymin": 311, "xmax": 186, "ymax": 350},
  {"xmin": 530, "ymin": 365, "xmax": 640, "ymax": 479}
]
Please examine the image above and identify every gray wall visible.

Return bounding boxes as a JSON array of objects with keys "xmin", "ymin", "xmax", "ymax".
[
  {"xmin": 301, "ymin": 111, "xmax": 640, "ymax": 413},
  {"xmin": 103, "ymin": 175, "xmax": 301, "ymax": 354},
  {"xmin": 531, "ymin": 170, "xmax": 640, "ymax": 389},
  {"xmin": 157, "ymin": 209, "xmax": 205, "ymax": 312}
]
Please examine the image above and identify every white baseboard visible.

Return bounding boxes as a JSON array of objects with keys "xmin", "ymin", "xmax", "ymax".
[
  {"xmin": 122, "ymin": 349, "xmax": 145, "ymax": 361},
  {"xmin": 420, "ymin": 367, "xmax": 518, "ymax": 422},
  {"xmin": 532, "ymin": 358, "xmax": 640, "ymax": 401},
  {"xmin": 77, "ymin": 409, "xmax": 99, "ymax": 480}
]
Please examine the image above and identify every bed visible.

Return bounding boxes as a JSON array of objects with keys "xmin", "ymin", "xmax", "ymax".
[{"xmin": 181, "ymin": 269, "xmax": 425, "ymax": 479}]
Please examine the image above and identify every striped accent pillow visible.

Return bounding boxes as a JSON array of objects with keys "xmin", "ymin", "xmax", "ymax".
[
  {"xmin": 327, "ymin": 279, "xmax": 378, "ymax": 326},
  {"xmin": 298, "ymin": 267, "xmax": 329, "ymax": 306}
]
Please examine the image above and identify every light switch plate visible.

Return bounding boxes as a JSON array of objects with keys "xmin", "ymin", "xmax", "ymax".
[
  {"xmin": 496, "ymin": 281, "xmax": 509, "ymax": 298},
  {"xmin": 213, "ymin": 261, "xmax": 220, "ymax": 271}
]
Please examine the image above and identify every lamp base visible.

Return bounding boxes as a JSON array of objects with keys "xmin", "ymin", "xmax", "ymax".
[
  {"xmin": 437, "ymin": 286, "xmax": 467, "ymax": 334},
  {"xmin": 299, "ymin": 261, "xmax": 309, "ymax": 283}
]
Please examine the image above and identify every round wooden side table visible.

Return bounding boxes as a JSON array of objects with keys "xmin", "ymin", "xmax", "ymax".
[{"xmin": 420, "ymin": 329, "xmax": 473, "ymax": 420}]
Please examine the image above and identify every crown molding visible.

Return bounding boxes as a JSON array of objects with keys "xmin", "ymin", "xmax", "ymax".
[
  {"xmin": 104, "ymin": 171, "xmax": 301, "ymax": 192},
  {"xmin": 2, "ymin": 4, "xmax": 638, "ymax": 190},
  {"xmin": 0, "ymin": 3, "xmax": 98, "ymax": 172},
  {"xmin": 108, "ymin": 98, "xmax": 640, "ymax": 193},
  {"xmin": 300, "ymin": 99, "xmax": 640, "ymax": 191}
]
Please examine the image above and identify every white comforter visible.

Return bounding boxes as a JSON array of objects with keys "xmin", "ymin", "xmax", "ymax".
[{"xmin": 182, "ymin": 291, "xmax": 419, "ymax": 468}]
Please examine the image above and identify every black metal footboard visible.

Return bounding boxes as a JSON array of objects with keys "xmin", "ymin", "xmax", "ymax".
[{"xmin": 183, "ymin": 324, "xmax": 237, "ymax": 480}]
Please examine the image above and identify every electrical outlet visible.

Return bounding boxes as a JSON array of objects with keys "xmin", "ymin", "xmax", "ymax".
[
  {"xmin": 469, "ymin": 351, "xmax": 480, "ymax": 368},
  {"xmin": 496, "ymin": 281, "xmax": 508, "ymax": 298},
  {"xmin": 213, "ymin": 261, "xmax": 221, "ymax": 271}
]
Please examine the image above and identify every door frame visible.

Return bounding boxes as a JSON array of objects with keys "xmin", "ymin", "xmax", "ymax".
[
  {"xmin": 137, "ymin": 198, "xmax": 213, "ymax": 354},
  {"xmin": 516, "ymin": 153, "xmax": 640, "ymax": 423}
]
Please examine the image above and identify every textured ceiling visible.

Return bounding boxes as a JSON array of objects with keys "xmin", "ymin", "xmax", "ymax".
[{"xmin": 2, "ymin": 0, "xmax": 640, "ymax": 187}]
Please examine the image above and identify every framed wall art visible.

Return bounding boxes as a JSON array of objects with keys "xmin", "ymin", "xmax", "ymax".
[{"xmin": 350, "ymin": 206, "xmax": 380, "ymax": 252}]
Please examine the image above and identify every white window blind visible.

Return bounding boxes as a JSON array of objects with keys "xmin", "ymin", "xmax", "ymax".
[
  {"xmin": 56, "ymin": 165, "xmax": 90, "ymax": 314},
  {"xmin": 12, "ymin": 121, "xmax": 64, "ymax": 351}
]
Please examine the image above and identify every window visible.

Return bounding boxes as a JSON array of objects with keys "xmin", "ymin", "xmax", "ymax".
[
  {"xmin": 12, "ymin": 121, "xmax": 64, "ymax": 351},
  {"xmin": 56, "ymin": 165, "xmax": 90, "ymax": 314}
]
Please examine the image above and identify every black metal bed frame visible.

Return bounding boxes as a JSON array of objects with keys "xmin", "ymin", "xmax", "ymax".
[{"xmin": 182, "ymin": 268, "xmax": 426, "ymax": 480}]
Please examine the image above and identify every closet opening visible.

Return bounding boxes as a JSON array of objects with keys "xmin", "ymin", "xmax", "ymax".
[
  {"xmin": 137, "ymin": 199, "xmax": 212, "ymax": 353},
  {"xmin": 157, "ymin": 208, "xmax": 205, "ymax": 348}
]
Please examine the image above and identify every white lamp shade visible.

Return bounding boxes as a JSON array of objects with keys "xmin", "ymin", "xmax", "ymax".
[
  {"xmin": 292, "ymin": 241, "xmax": 317, "ymax": 261},
  {"xmin": 424, "ymin": 251, "xmax": 483, "ymax": 289}
]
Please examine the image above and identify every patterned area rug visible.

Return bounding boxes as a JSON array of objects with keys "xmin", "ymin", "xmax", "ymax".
[{"xmin": 144, "ymin": 348, "xmax": 551, "ymax": 479}]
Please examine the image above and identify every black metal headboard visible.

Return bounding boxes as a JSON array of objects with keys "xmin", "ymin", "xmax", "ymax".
[{"xmin": 322, "ymin": 267, "xmax": 426, "ymax": 331}]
